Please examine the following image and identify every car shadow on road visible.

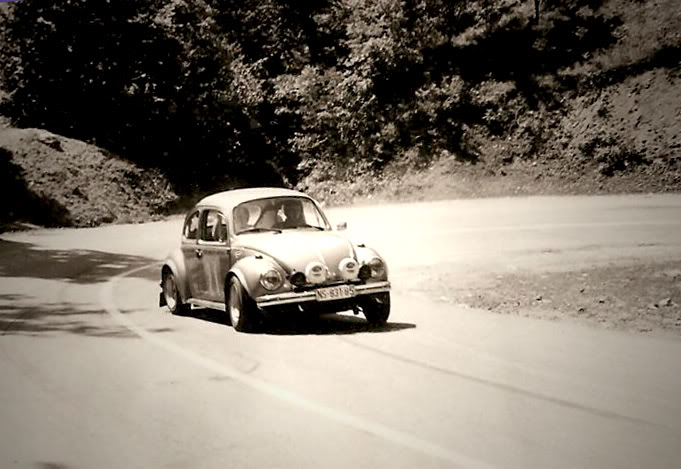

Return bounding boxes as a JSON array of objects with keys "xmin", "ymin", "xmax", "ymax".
[
  {"xmin": 262, "ymin": 314, "xmax": 416, "ymax": 336},
  {"xmin": 182, "ymin": 307, "xmax": 415, "ymax": 336}
]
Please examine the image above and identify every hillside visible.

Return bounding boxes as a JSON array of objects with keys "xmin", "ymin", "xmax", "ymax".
[
  {"xmin": 0, "ymin": 126, "xmax": 176, "ymax": 230},
  {"xmin": 300, "ymin": 0, "xmax": 681, "ymax": 205},
  {"xmin": 304, "ymin": 63, "xmax": 681, "ymax": 205},
  {"xmin": 0, "ymin": 0, "xmax": 679, "ymax": 225}
]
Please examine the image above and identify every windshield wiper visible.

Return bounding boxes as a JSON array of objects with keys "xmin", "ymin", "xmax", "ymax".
[
  {"xmin": 238, "ymin": 227, "xmax": 282, "ymax": 234},
  {"xmin": 294, "ymin": 224, "xmax": 325, "ymax": 231}
]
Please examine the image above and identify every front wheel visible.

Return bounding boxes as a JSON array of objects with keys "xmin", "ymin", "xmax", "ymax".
[
  {"xmin": 362, "ymin": 293, "xmax": 391, "ymax": 325},
  {"xmin": 227, "ymin": 277, "xmax": 257, "ymax": 332},
  {"xmin": 162, "ymin": 271, "xmax": 189, "ymax": 315}
]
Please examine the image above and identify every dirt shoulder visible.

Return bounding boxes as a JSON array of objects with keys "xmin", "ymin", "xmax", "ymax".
[
  {"xmin": 307, "ymin": 155, "xmax": 681, "ymax": 209},
  {"xmin": 419, "ymin": 261, "xmax": 681, "ymax": 338}
]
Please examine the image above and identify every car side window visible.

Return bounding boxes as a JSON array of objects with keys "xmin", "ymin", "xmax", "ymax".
[
  {"xmin": 183, "ymin": 211, "xmax": 200, "ymax": 240},
  {"xmin": 200, "ymin": 210, "xmax": 227, "ymax": 243}
]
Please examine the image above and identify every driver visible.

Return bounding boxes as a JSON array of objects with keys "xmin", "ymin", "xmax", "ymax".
[{"xmin": 278, "ymin": 200, "xmax": 305, "ymax": 228}]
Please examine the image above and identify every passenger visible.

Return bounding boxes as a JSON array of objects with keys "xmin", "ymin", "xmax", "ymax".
[
  {"xmin": 255, "ymin": 201, "xmax": 277, "ymax": 229},
  {"xmin": 234, "ymin": 206, "xmax": 250, "ymax": 233}
]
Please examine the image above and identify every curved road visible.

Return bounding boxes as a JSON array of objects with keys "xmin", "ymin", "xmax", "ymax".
[{"xmin": 1, "ymin": 195, "xmax": 681, "ymax": 468}]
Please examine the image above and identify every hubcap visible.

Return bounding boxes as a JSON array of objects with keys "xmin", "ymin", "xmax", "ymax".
[{"xmin": 229, "ymin": 283, "xmax": 241, "ymax": 325}]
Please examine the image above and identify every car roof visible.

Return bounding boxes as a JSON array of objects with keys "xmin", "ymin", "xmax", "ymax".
[{"xmin": 196, "ymin": 187, "xmax": 312, "ymax": 212}]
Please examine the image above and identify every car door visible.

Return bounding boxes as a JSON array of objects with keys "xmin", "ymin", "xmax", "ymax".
[
  {"xmin": 181, "ymin": 210, "xmax": 204, "ymax": 299},
  {"xmin": 198, "ymin": 209, "xmax": 232, "ymax": 303}
]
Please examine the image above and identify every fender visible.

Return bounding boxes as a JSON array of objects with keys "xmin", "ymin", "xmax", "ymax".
[
  {"xmin": 228, "ymin": 255, "xmax": 286, "ymax": 300},
  {"xmin": 161, "ymin": 247, "xmax": 191, "ymax": 303}
]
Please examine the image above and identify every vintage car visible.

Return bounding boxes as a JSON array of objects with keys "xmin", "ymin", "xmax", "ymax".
[{"xmin": 160, "ymin": 187, "xmax": 391, "ymax": 332}]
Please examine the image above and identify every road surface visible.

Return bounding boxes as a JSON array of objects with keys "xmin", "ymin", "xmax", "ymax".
[{"xmin": 1, "ymin": 194, "xmax": 681, "ymax": 468}]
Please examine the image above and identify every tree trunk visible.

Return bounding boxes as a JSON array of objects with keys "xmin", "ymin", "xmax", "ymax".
[{"xmin": 534, "ymin": 0, "xmax": 541, "ymax": 25}]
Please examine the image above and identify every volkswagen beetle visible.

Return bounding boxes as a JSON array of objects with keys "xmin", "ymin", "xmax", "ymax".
[{"xmin": 160, "ymin": 188, "xmax": 391, "ymax": 332}]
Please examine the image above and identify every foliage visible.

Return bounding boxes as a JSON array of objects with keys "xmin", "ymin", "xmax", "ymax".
[
  {"xmin": 0, "ymin": 0, "xmax": 651, "ymax": 194},
  {"xmin": 0, "ymin": 0, "xmax": 272, "ymax": 191}
]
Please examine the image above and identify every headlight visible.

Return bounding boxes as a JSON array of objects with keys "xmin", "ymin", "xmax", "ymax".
[
  {"xmin": 368, "ymin": 258, "xmax": 386, "ymax": 278},
  {"xmin": 260, "ymin": 269, "xmax": 283, "ymax": 290},
  {"xmin": 338, "ymin": 257, "xmax": 359, "ymax": 280},
  {"xmin": 305, "ymin": 261, "xmax": 328, "ymax": 284}
]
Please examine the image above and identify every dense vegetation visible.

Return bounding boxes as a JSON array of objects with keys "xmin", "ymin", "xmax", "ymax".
[{"xmin": 1, "ymin": 0, "xmax": 680, "ymax": 201}]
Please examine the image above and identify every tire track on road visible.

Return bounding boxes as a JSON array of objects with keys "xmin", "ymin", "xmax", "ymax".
[
  {"xmin": 101, "ymin": 263, "xmax": 496, "ymax": 469},
  {"xmin": 337, "ymin": 335, "xmax": 672, "ymax": 432}
]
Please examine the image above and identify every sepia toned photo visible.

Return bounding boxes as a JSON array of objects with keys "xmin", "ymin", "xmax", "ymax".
[{"xmin": 1, "ymin": 1, "xmax": 680, "ymax": 468}]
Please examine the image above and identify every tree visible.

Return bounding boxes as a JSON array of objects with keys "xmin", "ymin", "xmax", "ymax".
[
  {"xmin": 0, "ymin": 0, "xmax": 284, "ymax": 190},
  {"xmin": 534, "ymin": 0, "xmax": 542, "ymax": 25}
]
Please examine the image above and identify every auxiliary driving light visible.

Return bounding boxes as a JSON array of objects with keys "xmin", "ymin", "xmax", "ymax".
[
  {"xmin": 358, "ymin": 264, "xmax": 372, "ymax": 280},
  {"xmin": 338, "ymin": 257, "xmax": 359, "ymax": 280},
  {"xmin": 290, "ymin": 271, "xmax": 306, "ymax": 287},
  {"xmin": 305, "ymin": 261, "xmax": 328, "ymax": 284}
]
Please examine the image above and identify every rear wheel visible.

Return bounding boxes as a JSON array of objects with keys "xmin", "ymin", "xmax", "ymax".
[
  {"xmin": 227, "ymin": 277, "xmax": 257, "ymax": 332},
  {"xmin": 362, "ymin": 293, "xmax": 391, "ymax": 325},
  {"xmin": 162, "ymin": 271, "xmax": 189, "ymax": 315}
]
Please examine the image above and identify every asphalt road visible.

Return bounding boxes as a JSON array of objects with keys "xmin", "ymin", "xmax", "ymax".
[{"xmin": 1, "ymin": 194, "xmax": 681, "ymax": 469}]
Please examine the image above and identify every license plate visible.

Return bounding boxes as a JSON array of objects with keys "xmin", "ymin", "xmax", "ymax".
[{"xmin": 315, "ymin": 285, "xmax": 356, "ymax": 302}]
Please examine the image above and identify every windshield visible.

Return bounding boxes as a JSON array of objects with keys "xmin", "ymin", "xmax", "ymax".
[{"xmin": 233, "ymin": 197, "xmax": 330, "ymax": 234}]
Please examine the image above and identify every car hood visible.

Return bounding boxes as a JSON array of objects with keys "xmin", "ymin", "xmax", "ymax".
[{"xmin": 237, "ymin": 230, "xmax": 357, "ymax": 275}]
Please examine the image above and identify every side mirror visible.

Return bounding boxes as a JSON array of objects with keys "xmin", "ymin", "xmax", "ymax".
[{"xmin": 336, "ymin": 222, "xmax": 347, "ymax": 231}]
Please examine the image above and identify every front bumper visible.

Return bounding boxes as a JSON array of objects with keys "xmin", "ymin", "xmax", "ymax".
[{"xmin": 255, "ymin": 281, "xmax": 391, "ymax": 308}]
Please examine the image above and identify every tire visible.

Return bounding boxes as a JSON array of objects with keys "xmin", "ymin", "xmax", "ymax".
[
  {"xmin": 162, "ymin": 271, "xmax": 189, "ymax": 315},
  {"xmin": 227, "ymin": 276, "xmax": 257, "ymax": 332},
  {"xmin": 362, "ymin": 292, "xmax": 391, "ymax": 325}
]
